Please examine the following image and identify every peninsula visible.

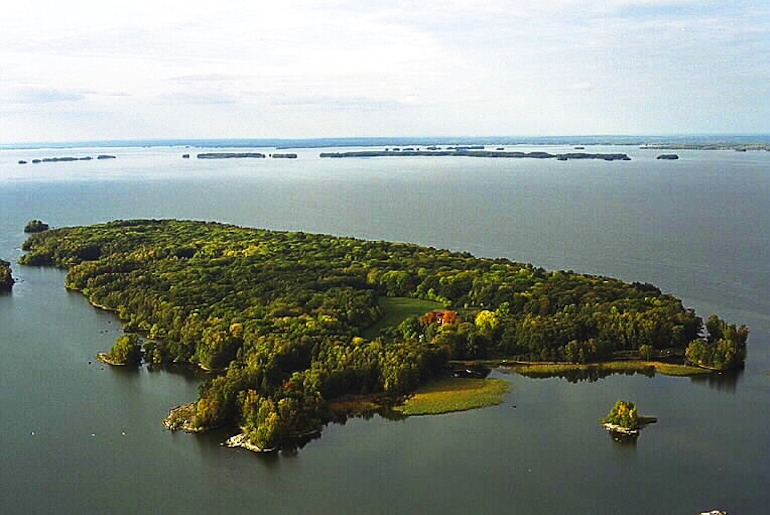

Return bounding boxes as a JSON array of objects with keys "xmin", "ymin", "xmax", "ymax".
[{"xmin": 19, "ymin": 220, "xmax": 747, "ymax": 451}]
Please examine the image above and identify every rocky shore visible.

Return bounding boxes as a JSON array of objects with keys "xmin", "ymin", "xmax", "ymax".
[
  {"xmin": 162, "ymin": 403, "xmax": 208, "ymax": 433},
  {"xmin": 602, "ymin": 422, "xmax": 639, "ymax": 436},
  {"xmin": 225, "ymin": 433, "xmax": 276, "ymax": 453},
  {"xmin": 95, "ymin": 353, "xmax": 126, "ymax": 366}
]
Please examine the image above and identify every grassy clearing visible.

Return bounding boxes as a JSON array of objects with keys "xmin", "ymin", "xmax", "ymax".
[
  {"xmin": 394, "ymin": 377, "xmax": 510, "ymax": 416},
  {"xmin": 510, "ymin": 360, "xmax": 711, "ymax": 377},
  {"xmin": 362, "ymin": 297, "xmax": 443, "ymax": 339}
]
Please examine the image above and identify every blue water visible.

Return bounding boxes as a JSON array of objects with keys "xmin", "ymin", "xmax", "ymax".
[{"xmin": 1, "ymin": 144, "xmax": 768, "ymax": 514}]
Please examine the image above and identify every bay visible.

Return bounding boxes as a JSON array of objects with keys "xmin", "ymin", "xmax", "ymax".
[{"xmin": 1, "ymin": 144, "xmax": 768, "ymax": 513}]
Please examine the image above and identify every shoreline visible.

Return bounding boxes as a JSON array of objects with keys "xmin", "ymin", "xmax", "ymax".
[
  {"xmin": 225, "ymin": 433, "xmax": 276, "ymax": 453},
  {"xmin": 497, "ymin": 359, "xmax": 714, "ymax": 377}
]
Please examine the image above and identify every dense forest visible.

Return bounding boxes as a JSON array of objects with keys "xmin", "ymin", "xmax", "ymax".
[{"xmin": 19, "ymin": 220, "xmax": 747, "ymax": 450}]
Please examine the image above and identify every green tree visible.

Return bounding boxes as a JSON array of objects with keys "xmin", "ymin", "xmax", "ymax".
[
  {"xmin": 107, "ymin": 334, "xmax": 142, "ymax": 365},
  {"xmin": 23, "ymin": 219, "xmax": 49, "ymax": 233},
  {"xmin": 602, "ymin": 400, "xmax": 639, "ymax": 430},
  {"xmin": 638, "ymin": 344, "xmax": 654, "ymax": 361}
]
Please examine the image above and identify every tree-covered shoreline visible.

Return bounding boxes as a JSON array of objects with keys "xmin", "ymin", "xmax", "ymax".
[
  {"xmin": 0, "ymin": 259, "xmax": 14, "ymax": 291},
  {"xmin": 19, "ymin": 219, "xmax": 747, "ymax": 450}
]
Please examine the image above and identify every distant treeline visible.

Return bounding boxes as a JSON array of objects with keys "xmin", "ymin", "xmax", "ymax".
[{"xmin": 320, "ymin": 150, "xmax": 631, "ymax": 161}]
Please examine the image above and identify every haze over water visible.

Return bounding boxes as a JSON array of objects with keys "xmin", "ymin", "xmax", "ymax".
[{"xmin": 1, "ymin": 143, "xmax": 768, "ymax": 514}]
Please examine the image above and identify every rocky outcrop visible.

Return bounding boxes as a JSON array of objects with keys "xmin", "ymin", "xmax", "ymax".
[
  {"xmin": 656, "ymin": 154, "xmax": 679, "ymax": 160},
  {"xmin": 96, "ymin": 155, "xmax": 116, "ymax": 160},
  {"xmin": 602, "ymin": 422, "xmax": 639, "ymax": 436},
  {"xmin": 225, "ymin": 432, "xmax": 276, "ymax": 453},
  {"xmin": 163, "ymin": 403, "xmax": 208, "ymax": 433}
]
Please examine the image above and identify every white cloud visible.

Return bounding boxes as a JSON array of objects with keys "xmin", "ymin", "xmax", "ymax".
[{"xmin": 1, "ymin": 0, "xmax": 769, "ymax": 141}]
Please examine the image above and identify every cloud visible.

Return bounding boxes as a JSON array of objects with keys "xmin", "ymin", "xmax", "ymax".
[
  {"xmin": 0, "ymin": 85, "xmax": 92, "ymax": 104},
  {"xmin": 569, "ymin": 82, "xmax": 593, "ymax": 91},
  {"xmin": 1, "ymin": 0, "xmax": 769, "ymax": 141},
  {"xmin": 272, "ymin": 94, "xmax": 425, "ymax": 111}
]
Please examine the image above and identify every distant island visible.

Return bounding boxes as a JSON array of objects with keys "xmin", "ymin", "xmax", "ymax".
[
  {"xmin": 320, "ymin": 150, "xmax": 631, "ymax": 161},
  {"xmin": 642, "ymin": 143, "xmax": 770, "ymax": 151},
  {"xmin": 0, "ymin": 259, "xmax": 14, "ymax": 291},
  {"xmin": 196, "ymin": 152, "xmax": 266, "ymax": 159},
  {"xmin": 18, "ymin": 155, "xmax": 115, "ymax": 164},
  {"xmin": 19, "ymin": 220, "xmax": 747, "ymax": 452}
]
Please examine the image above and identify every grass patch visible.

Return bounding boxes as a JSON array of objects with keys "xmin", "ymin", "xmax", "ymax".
[
  {"xmin": 327, "ymin": 394, "xmax": 384, "ymax": 416},
  {"xmin": 649, "ymin": 361, "xmax": 712, "ymax": 376},
  {"xmin": 510, "ymin": 360, "xmax": 712, "ymax": 378},
  {"xmin": 362, "ymin": 297, "xmax": 443, "ymax": 339},
  {"xmin": 394, "ymin": 377, "xmax": 510, "ymax": 416}
]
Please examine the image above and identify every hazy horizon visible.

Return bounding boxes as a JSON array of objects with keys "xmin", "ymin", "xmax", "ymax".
[
  {"xmin": 3, "ymin": 133, "xmax": 770, "ymax": 151},
  {"xmin": 2, "ymin": 1, "xmax": 769, "ymax": 144}
]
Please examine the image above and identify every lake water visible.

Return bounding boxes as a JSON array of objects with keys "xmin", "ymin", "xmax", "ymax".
[{"xmin": 1, "ymin": 145, "xmax": 768, "ymax": 514}]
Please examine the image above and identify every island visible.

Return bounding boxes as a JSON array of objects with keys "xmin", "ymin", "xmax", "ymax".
[
  {"xmin": 19, "ymin": 219, "xmax": 747, "ymax": 452},
  {"xmin": 96, "ymin": 155, "xmax": 116, "ymax": 160},
  {"xmin": 196, "ymin": 152, "xmax": 265, "ymax": 159},
  {"xmin": 601, "ymin": 400, "xmax": 656, "ymax": 436},
  {"xmin": 656, "ymin": 154, "xmax": 679, "ymax": 160},
  {"xmin": 271, "ymin": 153, "xmax": 298, "ymax": 159},
  {"xmin": 27, "ymin": 156, "xmax": 94, "ymax": 163},
  {"xmin": 641, "ymin": 143, "xmax": 770, "ymax": 152},
  {"xmin": 320, "ymin": 150, "xmax": 631, "ymax": 161},
  {"xmin": 23, "ymin": 219, "xmax": 49, "ymax": 233},
  {"xmin": 0, "ymin": 259, "xmax": 14, "ymax": 291}
]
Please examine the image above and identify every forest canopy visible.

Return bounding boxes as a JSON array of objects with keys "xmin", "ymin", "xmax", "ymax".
[{"xmin": 19, "ymin": 219, "xmax": 746, "ymax": 450}]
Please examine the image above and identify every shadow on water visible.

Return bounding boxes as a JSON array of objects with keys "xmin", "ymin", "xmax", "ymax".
[
  {"xmin": 689, "ymin": 369, "xmax": 743, "ymax": 393},
  {"xmin": 144, "ymin": 362, "xmax": 210, "ymax": 386},
  {"xmin": 608, "ymin": 431, "xmax": 638, "ymax": 447},
  {"xmin": 517, "ymin": 367, "xmax": 655, "ymax": 383}
]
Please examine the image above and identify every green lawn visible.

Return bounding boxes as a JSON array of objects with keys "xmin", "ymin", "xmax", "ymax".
[
  {"xmin": 362, "ymin": 297, "xmax": 443, "ymax": 339},
  {"xmin": 394, "ymin": 377, "xmax": 510, "ymax": 416}
]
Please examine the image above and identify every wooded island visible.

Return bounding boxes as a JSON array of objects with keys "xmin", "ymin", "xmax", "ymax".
[{"xmin": 19, "ymin": 220, "xmax": 748, "ymax": 450}]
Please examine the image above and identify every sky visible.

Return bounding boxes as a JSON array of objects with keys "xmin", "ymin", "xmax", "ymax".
[{"xmin": 1, "ymin": 0, "xmax": 769, "ymax": 143}]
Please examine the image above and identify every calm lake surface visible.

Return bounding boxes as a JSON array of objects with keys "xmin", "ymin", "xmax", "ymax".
[{"xmin": 1, "ymin": 145, "xmax": 768, "ymax": 514}]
